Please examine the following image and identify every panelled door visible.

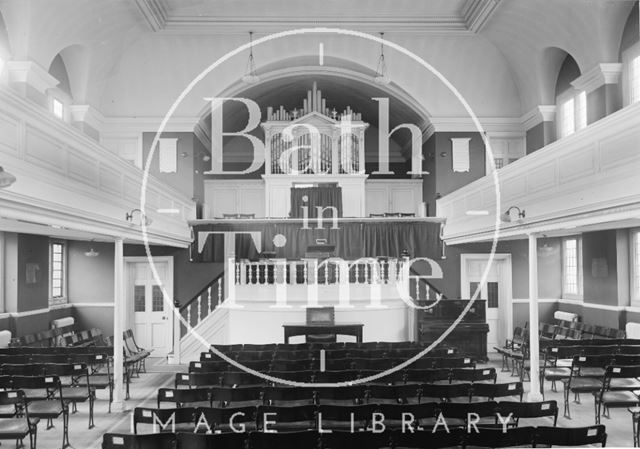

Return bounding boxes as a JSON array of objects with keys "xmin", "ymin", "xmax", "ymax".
[
  {"xmin": 461, "ymin": 255, "xmax": 512, "ymax": 352},
  {"xmin": 127, "ymin": 259, "xmax": 173, "ymax": 357}
]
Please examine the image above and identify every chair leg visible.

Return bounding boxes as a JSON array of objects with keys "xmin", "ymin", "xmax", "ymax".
[
  {"xmin": 563, "ymin": 386, "xmax": 571, "ymax": 419},
  {"xmin": 595, "ymin": 399, "xmax": 601, "ymax": 425},
  {"xmin": 62, "ymin": 410, "xmax": 70, "ymax": 449},
  {"xmin": 632, "ymin": 411, "xmax": 639, "ymax": 447},
  {"xmin": 88, "ymin": 394, "xmax": 95, "ymax": 429}
]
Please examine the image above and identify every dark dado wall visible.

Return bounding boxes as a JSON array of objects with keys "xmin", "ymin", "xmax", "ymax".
[{"xmin": 555, "ymin": 229, "xmax": 631, "ymax": 331}]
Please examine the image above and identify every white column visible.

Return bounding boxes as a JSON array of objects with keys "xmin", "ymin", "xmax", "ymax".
[
  {"xmin": 527, "ymin": 233, "xmax": 543, "ymax": 402},
  {"xmin": 112, "ymin": 238, "xmax": 125, "ymax": 410}
]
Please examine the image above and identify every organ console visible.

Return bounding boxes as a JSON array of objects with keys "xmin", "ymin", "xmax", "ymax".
[{"xmin": 416, "ymin": 299, "xmax": 489, "ymax": 362}]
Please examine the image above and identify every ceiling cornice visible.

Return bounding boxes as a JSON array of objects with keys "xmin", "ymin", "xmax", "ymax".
[
  {"xmin": 133, "ymin": 0, "xmax": 168, "ymax": 32},
  {"xmin": 462, "ymin": 0, "xmax": 502, "ymax": 33},
  {"xmin": 160, "ymin": 16, "xmax": 471, "ymax": 35}
]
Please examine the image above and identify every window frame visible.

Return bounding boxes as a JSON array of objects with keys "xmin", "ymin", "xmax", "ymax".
[
  {"xmin": 556, "ymin": 89, "xmax": 587, "ymax": 139},
  {"xmin": 562, "ymin": 236, "xmax": 583, "ymax": 300},
  {"xmin": 623, "ymin": 42, "xmax": 640, "ymax": 107},
  {"xmin": 49, "ymin": 240, "xmax": 68, "ymax": 305},
  {"xmin": 632, "ymin": 229, "xmax": 640, "ymax": 304}
]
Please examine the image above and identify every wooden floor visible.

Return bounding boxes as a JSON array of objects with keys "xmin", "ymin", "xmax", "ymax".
[{"xmin": 29, "ymin": 355, "xmax": 636, "ymax": 448}]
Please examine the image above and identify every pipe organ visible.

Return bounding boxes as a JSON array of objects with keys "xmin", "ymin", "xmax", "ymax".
[{"xmin": 262, "ymin": 82, "xmax": 368, "ymax": 176}]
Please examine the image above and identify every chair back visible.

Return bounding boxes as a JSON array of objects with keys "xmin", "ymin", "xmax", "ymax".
[
  {"xmin": 535, "ymin": 425, "xmax": 606, "ymax": 447},
  {"xmin": 102, "ymin": 433, "xmax": 177, "ymax": 449}
]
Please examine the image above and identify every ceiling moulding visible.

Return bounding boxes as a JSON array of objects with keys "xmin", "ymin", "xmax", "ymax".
[
  {"xmin": 161, "ymin": 16, "xmax": 471, "ymax": 35},
  {"xmin": 520, "ymin": 105, "xmax": 556, "ymax": 131},
  {"xmin": 429, "ymin": 116, "xmax": 524, "ymax": 134},
  {"xmin": 133, "ymin": 0, "xmax": 168, "ymax": 32},
  {"xmin": 571, "ymin": 63, "xmax": 623, "ymax": 94},
  {"xmin": 100, "ymin": 116, "xmax": 200, "ymax": 135},
  {"xmin": 463, "ymin": 0, "xmax": 502, "ymax": 33}
]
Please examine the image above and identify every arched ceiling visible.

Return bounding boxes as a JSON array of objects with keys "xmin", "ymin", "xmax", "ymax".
[
  {"xmin": 0, "ymin": 0, "xmax": 636, "ymax": 118},
  {"xmin": 202, "ymin": 57, "xmax": 427, "ymax": 136},
  {"xmin": 198, "ymin": 69, "xmax": 426, "ymax": 158}
]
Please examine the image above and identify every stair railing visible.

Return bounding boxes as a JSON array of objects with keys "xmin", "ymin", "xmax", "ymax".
[{"xmin": 179, "ymin": 272, "xmax": 225, "ymax": 334}]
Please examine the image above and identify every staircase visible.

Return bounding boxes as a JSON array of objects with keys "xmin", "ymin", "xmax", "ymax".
[{"xmin": 176, "ymin": 258, "xmax": 445, "ymax": 363}]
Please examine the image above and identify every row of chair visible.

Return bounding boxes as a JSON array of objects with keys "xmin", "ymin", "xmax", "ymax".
[
  {"xmin": 134, "ymin": 400, "xmax": 559, "ymax": 434},
  {"xmin": 495, "ymin": 325, "xmax": 640, "ymax": 377},
  {"xmin": 103, "ymin": 426, "xmax": 607, "ymax": 449},
  {"xmin": 194, "ymin": 356, "xmax": 476, "ymax": 373},
  {"xmin": 0, "ymin": 361, "xmax": 110, "ymax": 422},
  {"xmin": 0, "ymin": 378, "xmax": 70, "ymax": 448},
  {"xmin": 177, "ymin": 367, "xmax": 497, "ymax": 388},
  {"xmin": 157, "ymin": 382, "xmax": 524, "ymax": 408},
  {"xmin": 207, "ymin": 341, "xmax": 449, "ymax": 353},
  {"xmin": 202, "ymin": 346, "xmax": 461, "ymax": 362},
  {"xmin": 8, "ymin": 324, "xmax": 76, "ymax": 347}
]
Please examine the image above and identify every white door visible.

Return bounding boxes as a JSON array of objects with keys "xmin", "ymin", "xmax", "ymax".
[
  {"xmin": 461, "ymin": 255, "xmax": 511, "ymax": 352},
  {"xmin": 128, "ymin": 260, "xmax": 173, "ymax": 357}
]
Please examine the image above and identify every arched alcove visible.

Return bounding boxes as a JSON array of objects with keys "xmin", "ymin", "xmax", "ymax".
[
  {"xmin": 0, "ymin": 10, "xmax": 11, "ymax": 61},
  {"xmin": 48, "ymin": 53, "xmax": 72, "ymax": 98},
  {"xmin": 619, "ymin": 2, "xmax": 639, "ymax": 60},
  {"xmin": 555, "ymin": 54, "xmax": 582, "ymax": 98},
  {"xmin": 195, "ymin": 58, "xmax": 431, "ymax": 176}
]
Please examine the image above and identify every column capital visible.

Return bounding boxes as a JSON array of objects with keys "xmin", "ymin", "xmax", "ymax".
[
  {"xmin": 6, "ymin": 61, "xmax": 59, "ymax": 94},
  {"xmin": 521, "ymin": 105, "xmax": 556, "ymax": 131},
  {"xmin": 571, "ymin": 63, "xmax": 623, "ymax": 94},
  {"xmin": 69, "ymin": 104, "xmax": 104, "ymax": 131}
]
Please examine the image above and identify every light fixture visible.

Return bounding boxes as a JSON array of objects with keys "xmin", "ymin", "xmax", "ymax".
[
  {"xmin": 500, "ymin": 206, "xmax": 526, "ymax": 223},
  {"xmin": 84, "ymin": 241, "xmax": 100, "ymax": 258},
  {"xmin": 373, "ymin": 32, "xmax": 391, "ymax": 85},
  {"xmin": 125, "ymin": 208, "xmax": 152, "ymax": 226},
  {"xmin": 241, "ymin": 31, "xmax": 260, "ymax": 84},
  {"xmin": 0, "ymin": 166, "xmax": 16, "ymax": 188}
]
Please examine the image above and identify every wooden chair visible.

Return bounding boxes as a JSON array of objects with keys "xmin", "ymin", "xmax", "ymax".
[{"xmin": 0, "ymin": 390, "xmax": 38, "ymax": 449}]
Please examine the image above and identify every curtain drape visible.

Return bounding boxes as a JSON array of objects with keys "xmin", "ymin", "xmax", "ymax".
[
  {"xmin": 193, "ymin": 220, "xmax": 442, "ymax": 262},
  {"xmin": 290, "ymin": 186, "xmax": 343, "ymax": 218}
]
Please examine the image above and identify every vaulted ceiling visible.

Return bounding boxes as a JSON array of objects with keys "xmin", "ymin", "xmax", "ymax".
[{"xmin": 0, "ymin": 0, "xmax": 636, "ymax": 121}]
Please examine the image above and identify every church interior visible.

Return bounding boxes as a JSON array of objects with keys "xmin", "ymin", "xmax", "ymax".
[{"xmin": 0, "ymin": 0, "xmax": 639, "ymax": 447}]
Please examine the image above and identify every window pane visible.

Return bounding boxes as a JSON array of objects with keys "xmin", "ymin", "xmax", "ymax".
[
  {"xmin": 134, "ymin": 286, "xmax": 145, "ymax": 312},
  {"xmin": 635, "ymin": 232, "xmax": 640, "ymax": 298},
  {"xmin": 152, "ymin": 286, "xmax": 164, "ymax": 312},
  {"xmin": 563, "ymin": 238, "xmax": 579, "ymax": 295},
  {"xmin": 631, "ymin": 56, "xmax": 640, "ymax": 104},
  {"xmin": 487, "ymin": 282, "xmax": 499, "ymax": 308},
  {"xmin": 575, "ymin": 91, "xmax": 587, "ymax": 131},
  {"xmin": 560, "ymin": 97, "xmax": 575, "ymax": 138}
]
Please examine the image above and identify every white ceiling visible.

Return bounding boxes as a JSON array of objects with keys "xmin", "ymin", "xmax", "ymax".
[{"xmin": 0, "ymin": 0, "xmax": 636, "ymax": 120}]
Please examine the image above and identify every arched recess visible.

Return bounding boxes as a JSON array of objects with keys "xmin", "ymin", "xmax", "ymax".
[
  {"xmin": 48, "ymin": 53, "xmax": 72, "ymax": 98},
  {"xmin": 619, "ymin": 2, "xmax": 639, "ymax": 60},
  {"xmin": 193, "ymin": 56, "xmax": 433, "ymax": 172},
  {"xmin": 48, "ymin": 44, "xmax": 90, "ymax": 103},
  {"xmin": 0, "ymin": 10, "xmax": 11, "ymax": 63},
  {"xmin": 538, "ymin": 47, "xmax": 579, "ymax": 105},
  {"xmin": 554, "ymin": 54, "xmax": 581, "ymax": 98}
]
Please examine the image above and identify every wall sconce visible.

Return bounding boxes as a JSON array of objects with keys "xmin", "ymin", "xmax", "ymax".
[
  {"xmin": 125, "ymin": 209, "xmax": 153, "ymax": 226},
  {"xmin": 500, "ymin": 206, "xmax": 525, "ymax": 223}
]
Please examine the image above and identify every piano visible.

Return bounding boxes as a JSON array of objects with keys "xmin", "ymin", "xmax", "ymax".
[{"xmin": 416, "ymin": 299, "xmax": 489, "ymax": 362}]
